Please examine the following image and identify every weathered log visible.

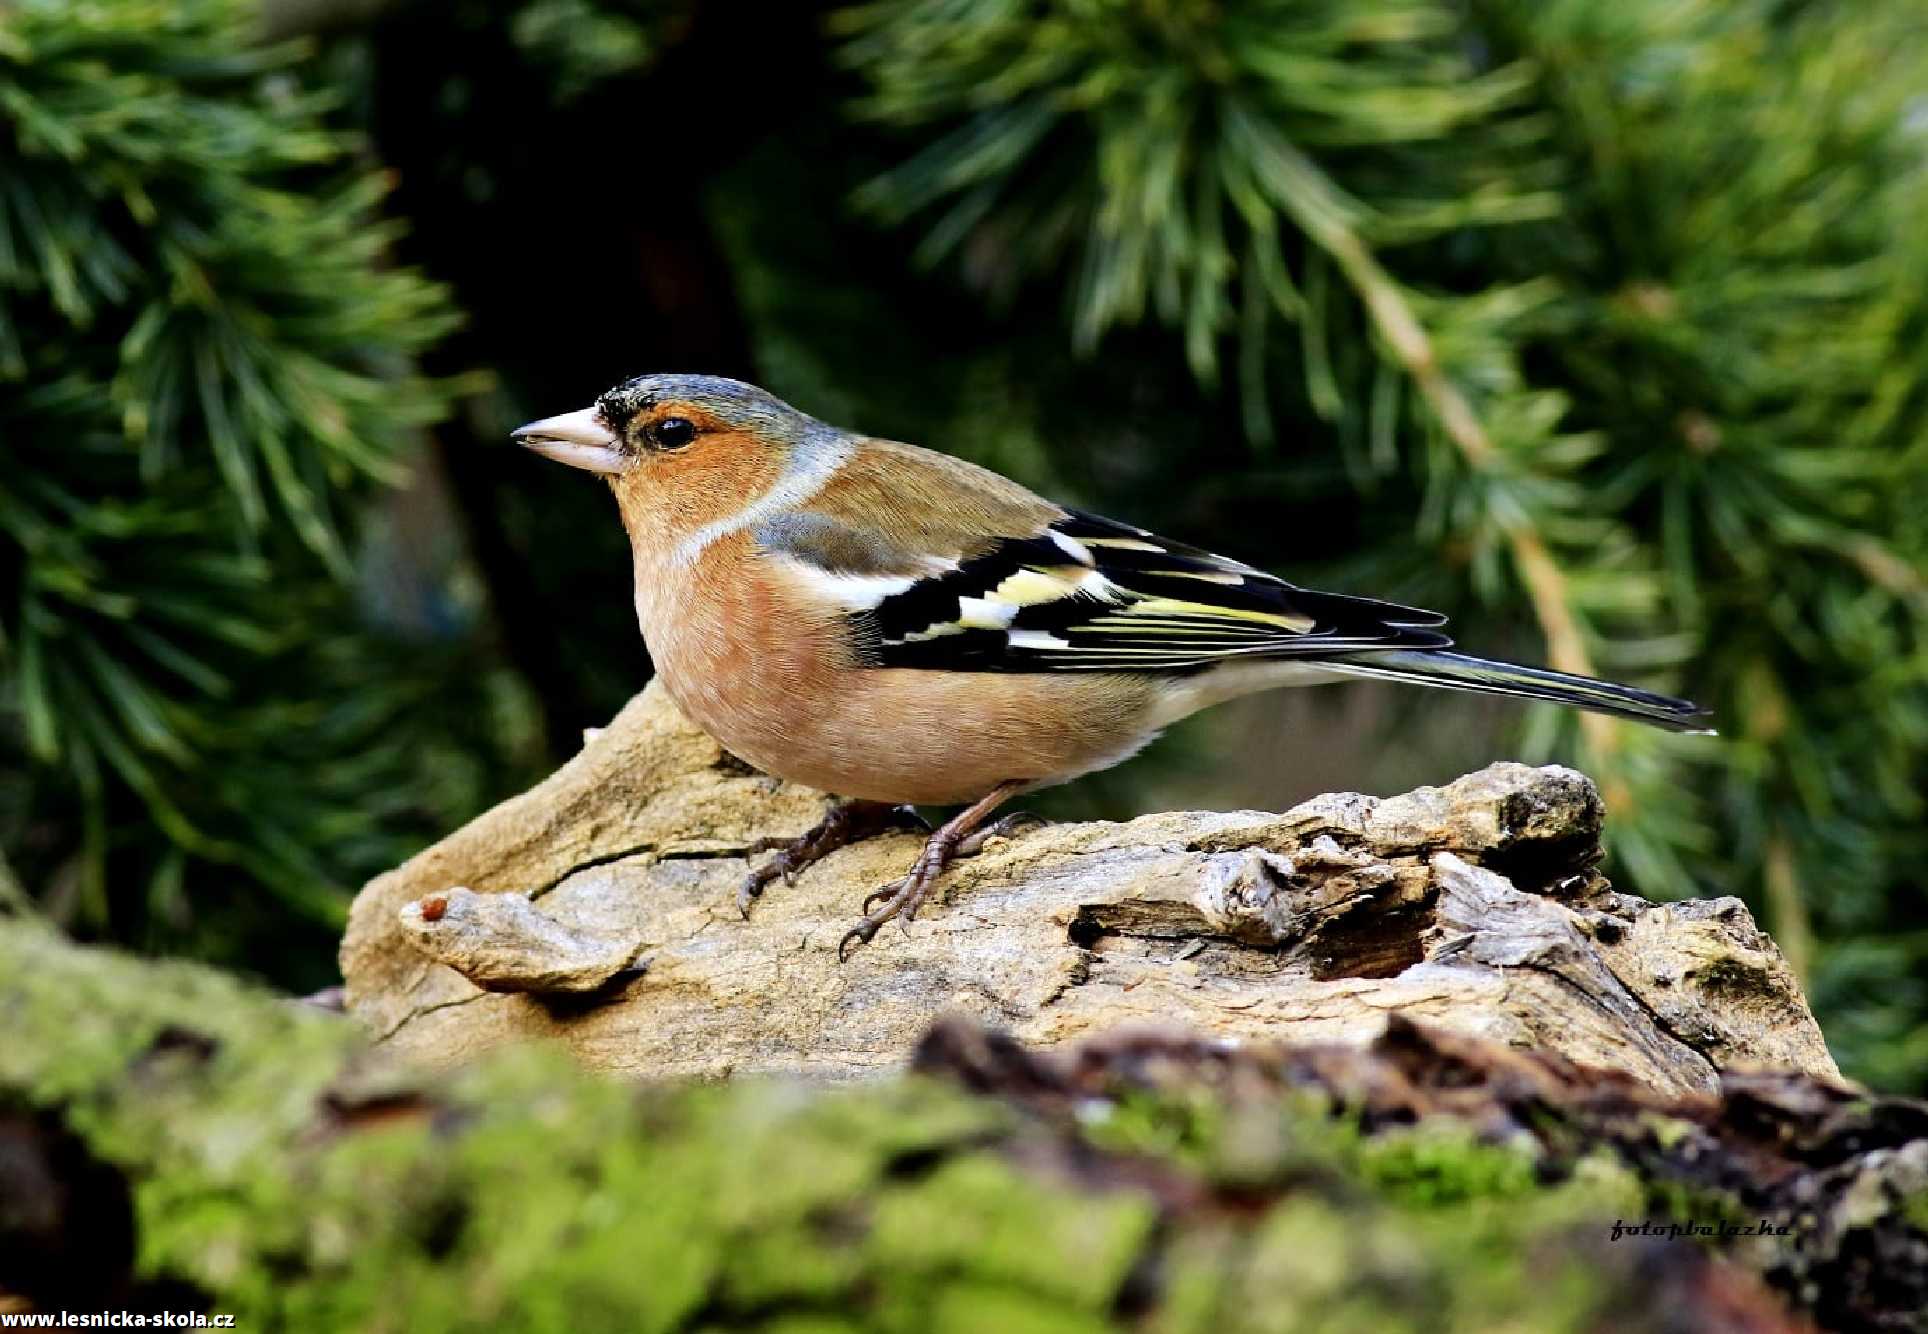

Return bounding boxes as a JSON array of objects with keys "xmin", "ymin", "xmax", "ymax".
[{"xmin": 342, "ymin": 683, "xmax": 1834, "ymax": 1094}]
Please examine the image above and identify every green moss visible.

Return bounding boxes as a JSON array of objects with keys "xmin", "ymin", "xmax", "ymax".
[
  {"xmin": 1640, "ymin": 1112, "xmax": 1698, "ymax": 1153},
  {"xmin": 1083, "ymin": 1080, "xmax": 1573, "ymax": 1211},
  {"xmin": 867, "ymin": 1151, "xmax": 1156, "ymax": 1318},
  {"xmin": 1348, "ymin": 1124, "xmax": 1541, "ymax": 1207},
  {"xmin": 1148, "ymin": 1175, "xmax": 1626, "ymax": 1334},
  {"xmin": 922, "ymin": 1282, "xmax": 1116, "ymax": 1334},
  {"xmin": 1638, "ymin": 1173, "xmax": 1755, "ymax": 1241},
  {"xmin": 0, "ymin": 926, "xmax": 1787, "ymax": 1330},
  {"xmin": 1080, "ymin": 1087, "xmax": 1226, "ymax": 1168}
]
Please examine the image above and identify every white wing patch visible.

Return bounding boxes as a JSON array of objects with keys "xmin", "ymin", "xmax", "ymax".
[
  {"xmin": 879, "ymin": 565, "xmax": 1129, "ymax": 647},
  {"xmin": 1048, "ymin": 529, "xmax": 1096, "ymax": 565},
  {"xmin": 986, "ymin": 567, "xmax": 1128, "ymax": 608},
  {"xmin": 989, "ymin": 568, "xmax": 1082, "ymax": 607},
  {"xmin": 893, "ymin": 621, "xmax": 969, "ymax": 645},
  {"xmin": 957, "ymin": 595, "xmax": 1020, "ymax": 630},
  {"xmin": 773, "ymin": 559, "xmax": 921, "ymax": 610}
]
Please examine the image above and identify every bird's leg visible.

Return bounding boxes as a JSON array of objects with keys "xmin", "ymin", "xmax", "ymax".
[
  {"xmin": 739, "ymin": 800, "xmax": 928, "ymax": 917},
  {"xmin": 839, "ymin": 781, "xmax": 1030, "ymax": 959}
]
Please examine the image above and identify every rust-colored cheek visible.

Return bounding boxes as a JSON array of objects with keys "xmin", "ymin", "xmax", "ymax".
[{"xmin": 611, "ymin": 432, "xmax": 782, "ymax": 560}]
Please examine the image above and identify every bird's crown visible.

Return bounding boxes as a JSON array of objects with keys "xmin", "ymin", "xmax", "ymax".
[{"xmin": 595, "ymin": 374, "xmax": 823, "ymax": 444}]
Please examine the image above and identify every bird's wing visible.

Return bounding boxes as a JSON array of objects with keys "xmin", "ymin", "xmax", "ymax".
[
  {"xmin": 755, "ymin": 450, "xmax": 1450, "ymax": 675},
  {"xmin": 857, "ymin": 509, "xmax": 1450, "ymax": 673}
]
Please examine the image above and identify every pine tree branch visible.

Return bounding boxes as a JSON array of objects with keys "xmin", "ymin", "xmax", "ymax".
[
  {"xmin": 1312, "ymin": 227, "xmax": 1620, "ymax": 765},
  {"xmin": 1843, "ymin": 536, "xmax": 1928, "ymax": 614}
]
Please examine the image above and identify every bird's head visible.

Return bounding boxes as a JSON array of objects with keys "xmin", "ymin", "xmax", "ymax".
[{"xmin": 513, "ymin": 374, "xmax": 844, "ymax": 549}]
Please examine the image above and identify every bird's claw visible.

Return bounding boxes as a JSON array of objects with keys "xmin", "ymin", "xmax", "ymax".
[
  {"xmin": 858, "ymin": 880, "xmax": 899, "ymax": 916},
  {"xmin": 738, "ymin": 859, "xmax": 808, "ymax": 917},
  {"xmin": 736, "ymin": 862, "xmax": 783, "ymax": 918},
  {"xmin": 837, "ymin": 830, "xmax": 986, "ymax": 959},
  {"xmin": 738, "ymin": 845, "xmax": 814, "ymax": 916},
  {"xmin": 737, "ymin": 801, "xmax": 922, "ymax": 919},
  {"xmin": 836, "ymin": 920, "xmax": 878, "ymax": 962},
  {"xmin": 839, "ymin": 870, "xmax": 935, "ymax": 961}
]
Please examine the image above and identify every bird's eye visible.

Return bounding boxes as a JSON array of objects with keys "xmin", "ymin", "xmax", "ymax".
[{"xmin": 650, "ymin": 416, "xmax": 697, "ymax": 450}]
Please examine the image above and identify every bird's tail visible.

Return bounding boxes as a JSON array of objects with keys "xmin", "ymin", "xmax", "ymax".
[{"xmin": 1321, "ymin": 649, "xmax": 1714, "ymax": 733}]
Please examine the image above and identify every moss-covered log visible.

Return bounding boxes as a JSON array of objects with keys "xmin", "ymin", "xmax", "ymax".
[{"xmin": 5, "ymin": 922, "xmax": 1924, "ymax": 1329}]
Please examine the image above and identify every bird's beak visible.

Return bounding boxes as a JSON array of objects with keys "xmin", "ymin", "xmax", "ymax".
[{"xmin": 511, "ymin": 407, "xmax": 626, "ymax": 475}]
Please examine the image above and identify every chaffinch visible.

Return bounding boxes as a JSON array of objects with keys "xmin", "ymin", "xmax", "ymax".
[{"xmin": 515, "ymin": 374, "xmax": 1709, "ymax": 955}]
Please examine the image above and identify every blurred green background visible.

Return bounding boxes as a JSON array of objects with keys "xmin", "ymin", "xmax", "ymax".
[{"xmin": 1, "ymin": 0, "xmax": 1923, "ymax": 1089}]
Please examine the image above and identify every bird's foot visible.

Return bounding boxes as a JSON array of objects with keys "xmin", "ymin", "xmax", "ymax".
[
  {"xmin": 738, "ymin": 800, "xmax": 927, "ymax": 917},
  {"xmin": 837, "ymin": 783, "xmax": 1038, "ymax": 960},
  {"xmin": 953, "ymin": 810, "xmax": 1048, "ymax": 859},
  {"xmin": 839, "ymin": 844, "xmax": 953, "ymax": 960}
]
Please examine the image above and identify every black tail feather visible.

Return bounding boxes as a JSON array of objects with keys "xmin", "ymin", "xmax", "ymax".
[{"xmin": 1324, "ymin": 649, "xmax": 1714, "ymax": 734}]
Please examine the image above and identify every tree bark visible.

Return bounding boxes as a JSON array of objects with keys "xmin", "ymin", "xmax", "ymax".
[{"xmin": 341, "ymin": 683, "xmax": 1835, "ymax": 1096}]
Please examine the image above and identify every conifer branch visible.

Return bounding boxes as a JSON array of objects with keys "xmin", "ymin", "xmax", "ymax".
[{"xmin": 1310, "ymin": 228, "xmax": 1619, "ymax": 761}]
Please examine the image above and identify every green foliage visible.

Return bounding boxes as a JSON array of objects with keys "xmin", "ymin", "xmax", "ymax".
[
  {"xmin": 2, "ymin": 0, "xmax": 1922, "ymax": 1091},
  {"xmin": 0, "ymin": 0, "xmax": 532, "ymax": 980},
  {"xmin": 838, "ymin": 0, "xmax": 1556, "ymax": 407},
  {"xmin": 510, "ymin": 0, "xmax": 682, "ymax": 101},
  {"xmin": 835, "ymin": 0, "xmax": 1928, "ymax": 1086}
]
